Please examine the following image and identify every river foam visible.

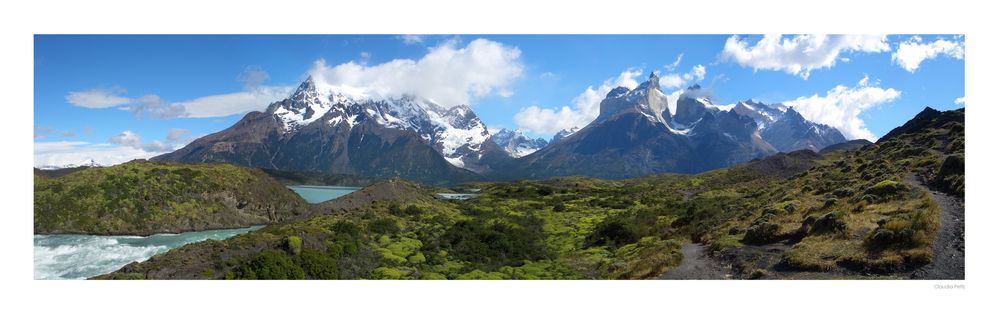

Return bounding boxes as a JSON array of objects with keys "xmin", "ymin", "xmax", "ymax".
[{"xmin": 34, "ymin": 226, "xmax": 263, "ymax": 280}]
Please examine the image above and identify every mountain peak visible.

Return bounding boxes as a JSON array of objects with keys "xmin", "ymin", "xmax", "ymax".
[
  {"xmin": 295, "ymin": 76, "xmax": 317, "ymax": 94},
  {"xmin": 687, "ymin": 84, "xmax": 702, "ymax": 91}
]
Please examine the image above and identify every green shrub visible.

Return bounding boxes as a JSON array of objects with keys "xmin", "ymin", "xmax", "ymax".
[
  {"xmin": 743, "ymin": 222, "xmax": 779, "ymax": 244},
  {"xmin": 368, "ymin": 218, "xmax": 400, "ymax": 234},
  {"xmin": 373, "ymin": 267, "xmax": 406, "ymax": 279},
  {"xmin": 808, "ymin": 212, "xmax": 846, "ymax": 235},
  {"xmin": 286, "ymin": 236, "xmax": 302, "ymax": 256},
  {"xmin": 585, "ymin": 220, "xmax": 639, "ymax": 247},
  {"xmin": 864, "ymin": 208, "xmax": 935, "ymax": 251},
  {"xmin": 866, "ymin": 180, "xmax": 906, "ymax": 198},
  {"xmin": 235, "ymin": 250, "xmax": 305, "ymax": 279},
  {"xmin": 297, "ymin": 249, "xmax": 337, "ymax": 279},
  {"xmin": 934, "ymin": 154, "xmax": 964, "ymax": 195},
  {"xmin": 403, "ymin": 204, "xmax": 424, "ymax": 215}
]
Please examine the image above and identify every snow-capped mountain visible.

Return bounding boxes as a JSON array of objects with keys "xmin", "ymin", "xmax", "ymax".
[
  {"xmin": 731, "ymin": 100, "xmax": 846, "ymax": 152},
  {"xmin": 491, "ymin": 128, "xmax": 549, "ymax": 158},
  {"xmin": 153, "ymin": 77, "xmax": 508, "ymax": 183},
  {"xmin": 501, "ymin": 73, "xmax": 844, "ymax": 180},
  {"xmin": 267, "ymin": 77, "xmax": 505, "ymax": 172},
  {"xmin": 551, "ymin": 127, "xmax": 580, "ymax": 143},
  {"xmin": 36, "ymin": 159, "xmax": 105, "ymax": 170}
]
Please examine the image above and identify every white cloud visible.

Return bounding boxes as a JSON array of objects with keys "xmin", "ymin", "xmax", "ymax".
[
  {"xmin": 721, "ymin": 34, "xmax": 890, "ymax": 79},
  {"xmin": 954, "ymin": 96, "xmax": 965, "ymax": 105},
  {"xmin": 783, "ymin": 75, "xmax": 901, "ymax": 141},
  {"xmin": 126, "ymin": 94, "xmax": 187, "ymax": 119},
  {"xmin": 65, "ymin": 88, "xmax": 131, "ymax": 108},
  {"xmin": 892, "ymin": 36, "xmax": 965, "ymax": 72},
  {"xmin": 109, "ymin": 130, "xmax": 142, "ymax": 148},
  {"xmin": 664, "ymin": 53, "xmax": 683, "ymax": 71},
  {"xmin": 399, "ymin": 35, "xmax": 425, "ymax": 45},
  {"xmin": 177, "ymin": 85, "xmax": 294, "ymax": 118},
  {"xmin": 67, "ymin": 66, "xmax": 295, "ymax": 118},
  {"xmin": 514, "ymin": 69, "xmax": 642, "ymax": 134},
  {"xmin": 34, "ymin": 141, "xmax": 159, "ymax": 168},
  {"xmin": 659, "ymin": 64, "xmax": 706, "ymax": 89},
  {"xmin": 166, "ymin": 128, "xmax": 192, "ymax": 143},
  {"xmin": 309, "ymin": 38, "xmax": 523, "ymax": 107},
  {"xmin": 108, "ymin": 130, "xmax": 174, "ymax": 152}
]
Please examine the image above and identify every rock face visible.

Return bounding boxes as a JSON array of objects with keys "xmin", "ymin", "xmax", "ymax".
[
  {"xmin": 491, "ymin": 128, "xmax": 549, "ymax": 158},
  {"xmin": 501, "ymin": 74, "xmax": 784, "ymax": 179},
  {"xmin": 153, "ymin": 77, "xmax": 499, "ymax": 184},
  {"xmin": 33, "ymin": 160, "xmax": 308, "ymax": 236}
]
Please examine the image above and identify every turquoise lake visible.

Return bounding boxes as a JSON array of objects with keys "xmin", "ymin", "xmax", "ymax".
[
  {"xmin": 288, "ymin": 185, "xmax": 360, "ymax": 203},
  {"xmin": 34, "ymin": 226, "xmax": 263, "ymax": 280}
]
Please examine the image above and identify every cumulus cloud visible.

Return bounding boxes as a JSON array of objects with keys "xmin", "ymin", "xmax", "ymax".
[
  {"xmin": 721, "ymin": 34, "xmax": 890, "ymax": 79},
  {"xmin": 177, "ymin": 85, "xmax": 294, "ymax": 118},
  {"xmin": 34, "ymin": 141, "xmax": 159, "ymax": 168},
  {"xmin": 892, "ymin": 36, "xmax": 965, "ymax": 72},
  {"xmin": 659, "ymin": 64, "xmax": 706, "ymax": 89},
  {"xmin": 783, "ymin": 75, "xmax": 901, "ymax": 141},
  {"xmin": 514, "ymin": 69, "xmax": 642, "ymax": 134},
  {"xmin": 65, "ymin": 87, "xmax": 131, "ymax": 108},
  {"xmin": 309, "ymin": 38, "xmax": 523, "ymax": 107},
  {"xmin": 108, "ymin": 130, "xmax": 176, "ymax": 153},
  {"xmin": 954, "ymin": 96, "xmax": 965, "ymax": 105}
]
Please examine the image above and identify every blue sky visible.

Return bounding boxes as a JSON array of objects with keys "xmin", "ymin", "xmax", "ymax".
[{"xmin": 34, "ymin": 35, "xmax": 965, "ymax": 167}]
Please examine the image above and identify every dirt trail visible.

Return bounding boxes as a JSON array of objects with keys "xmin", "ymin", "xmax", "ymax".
[
  {"xmin": 906, "ymin": 173, "xmax": 965, "ymax": 279},
  {"xmin": 659, "ymin": 243, "xmax": 731, "ymax": 279}
]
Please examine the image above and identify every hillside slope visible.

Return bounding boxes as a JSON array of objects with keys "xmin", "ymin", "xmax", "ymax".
[{"xmin": 35, "ymin": 160, "xmax": 309, "ymax": 236}]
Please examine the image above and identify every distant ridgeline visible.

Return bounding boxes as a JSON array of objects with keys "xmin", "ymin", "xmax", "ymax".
[
  {"xmin": 99, "ymin": 107, "xmax": 963, "ymax": 280},
  {"xmin": 153, "ymin": 74, "xmax": 848, "ymax": 184}
]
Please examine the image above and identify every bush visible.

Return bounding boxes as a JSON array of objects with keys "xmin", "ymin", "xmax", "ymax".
[
  {"xmin": 934, "ymin": 154, "xmax": 964, "ymax": 195},
  {"xmin": 403, "ymin": 204, "xmax": 424, "ymax": 216},
  {"xmin": 235, "ymin": 250, "xmax": 305, "ymax": 279},
  {"xmin": 552, "ymin": 203, "xmax": 567, "ymax": 212},
  {"xmin": 832, "ymin": 187, "xmax": 854, "ymax": 198},
  {"xmin": 373, "ymin": 267, "xmax": 406, "ymax": 279},
  {"xmin": 808, "ymin": 212, "xmax": 846, "ymax": 235},
  {"xmin": 866, "ymin": 180, "xmax": 906, "ymax": 198},
  {"xmin": 864, "ymin": 209, "xmax": 935, "ymax": 251},
  {"xmin": 586, "ymin": 220, "xmax": 639, "ymax": 247},
  {"xmin": 368, "ymin": 218, "xmax": 400, "ymax": 234},
  {"xmin": 743, "ymin": 222, "xmax": 780, "ymax": 244},
  {"xmin": 286, "ymin": 236, "xmax": 302, "ymax": 256},
  {"xmin": 298, "ymin": 249, "xmax": 337, "ymax": 279}
]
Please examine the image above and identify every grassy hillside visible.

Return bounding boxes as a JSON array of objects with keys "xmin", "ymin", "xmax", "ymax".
[
  {"xmin": 35, "ymin": 160, "xmax": 309, "ymax": 235},
  {"xmin": 100, "ymin": 108, "xmax": 963, "ymax": 279}
]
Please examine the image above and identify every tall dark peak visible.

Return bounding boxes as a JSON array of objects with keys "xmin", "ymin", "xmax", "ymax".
[
  {"xmin": 880, "ymin": 106, "xmax": 962, "ymax": 142},
  {"xmin": 606, "ymin": 86, "xmax": 630, "ymax": 98}
]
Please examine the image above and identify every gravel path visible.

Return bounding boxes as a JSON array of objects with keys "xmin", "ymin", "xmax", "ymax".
[
  {"xmin": 907, "ymin": 173, "xmax": 965, "ymax": 279},
  {"xmin": 659, "ymin": 243, "xmax": 731, "ymax": 279}
]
